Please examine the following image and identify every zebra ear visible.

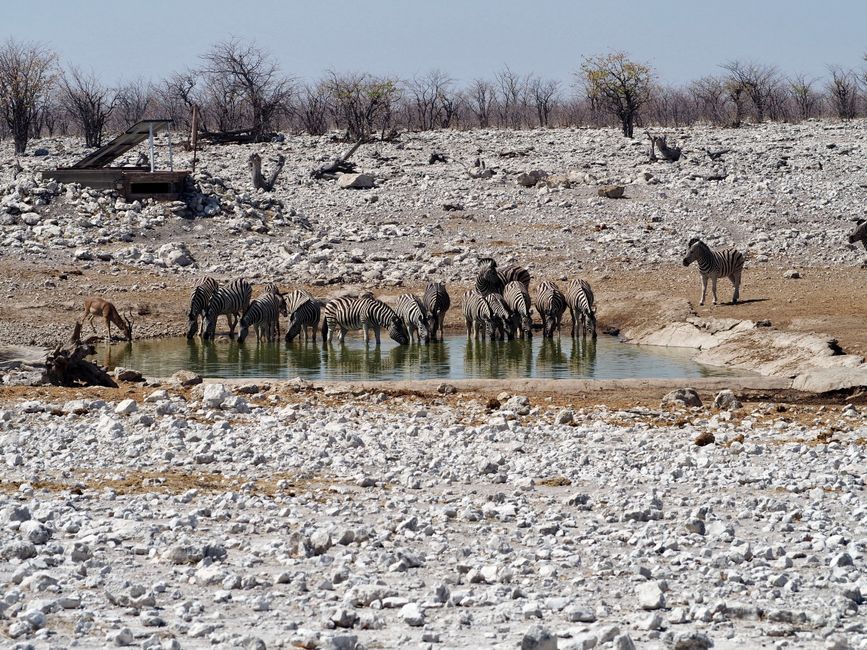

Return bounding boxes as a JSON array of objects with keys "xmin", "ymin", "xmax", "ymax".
[{"xmin": 856, "ymin": 218, "xmax": 865, "ymax": 225}]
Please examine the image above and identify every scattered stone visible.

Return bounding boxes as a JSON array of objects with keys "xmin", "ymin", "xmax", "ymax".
[
  {"xmin": 172, "ymin": 369, "xmax": 203, "ymax": 387},
  {"xmin": 784, "ymin": 269, "xmax": 801, "ymax": 279},
  {"xmin": 693, "ymin": 431, "xmax": 715, "ymax": 446},
  {"xmin": 637, "ymin": 581, "xmax": 666, "ymax": 610},
  {"xmin": 661, "ymin": 387, "xmax": 702, "ymax": 408},
  {"xmin": 713, "ymin": 389, "xmax": 742, "ymax": 410},
  {"xmin": 597, "ymin": 184, "xmax": 625, "ymax": 199},
  {"xmin": 337, "ymin": 173, "xmax": 375, "ymax": 189},
  {"xmin": 521, "ymin": 625, "xmax": 557, "ymax": 650}
]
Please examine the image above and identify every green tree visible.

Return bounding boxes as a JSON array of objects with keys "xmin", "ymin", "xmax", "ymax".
[{"xmin": 581, "ymin": 52, "xmax": 652, "ymax": 138}]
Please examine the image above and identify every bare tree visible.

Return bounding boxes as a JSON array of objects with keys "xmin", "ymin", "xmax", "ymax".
[
  {"xmin": 528, "ymin": 76, "xmax": 560, "ymax": 127},
  {"xmin": 0, "ymin": 39, "xmax": 57, "ymax": 153},
  {"xmin": 581, "ymin": 52, "xmax": 653, "ymax": 138},
  {"xmin": 826, "ymin": 66, "xmax": 858, "ymax": 120},
  {"xmin": 60, "ymin": 67, "xmax": 117, "ymax": 147},
  {"xmin": 200, "ymin": 39, "xmax": 292, "ymax": 140},
  {"xmin": 721, "ymin": 61, "xmax": 780, "ymax": 123},
  {"xmin": 297, "ymin": 81, "xmax": 330, "ymax": 135},
  {"xmin": 495, "ymin": 66, "xmax": 528, "ymax": 128},
  {"xmin": 467, "ymin": 78, "xmax": 496, "ymax": 128},
  {"xmin": 788, "ymin": 74, "xmax": 821, "ymax": 121},
  {"xmin": 114, "ymin": 78, "xmax": 152, "ymax": 128},
  {"xmin": 325, "ymin": 71, "xmax": 401, "ymax": 140},
  {"xmin": 687, "ymin": 76, "xmax": 726, "ymax": 125},
  {"xmin": 407, "ymin": 69, "xmax": 454, "ymax": 130},
  {"xmin": 154, "ymin": 71, "xmax": 199, "ymax": 132}
]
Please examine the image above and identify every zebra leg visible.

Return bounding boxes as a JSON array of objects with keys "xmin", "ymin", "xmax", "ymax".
[
  {"xmin": 374, "ymin": 325, "xmax": 382, "ymax": 345},
  {"xmin": 731, "ymin": 271, "xmax": 741, "ymax": 303},
  {"xmin": 711, "ymin": 277, "xmax": 719, "ymax": 305},
  {"xmin": 699, "ymin": 276, "xmax": 708, "ymax": 306},
  {"xmin": 569, "ymin": 305, "xmax": 576, "ymax": 338},
  {"xmin": 465, "ymin": 317, "xmax": 473, "ymax": 338}
]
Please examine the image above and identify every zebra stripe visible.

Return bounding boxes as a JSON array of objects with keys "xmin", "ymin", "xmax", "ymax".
[
  {"xmin": 475, "ymin": 258, "xmax": 503, "ymax": 296},
  {"xmin": 485, "ymin": 292, "xmax": 514, "ymax": 340},
  {"xmin": 682, "ymin": 238, "xmax": 745, "ymax": 305},
  {"xmin": 503, "ymin": 280, "xmax": 533, "ymax": 339},
  {"xmin": 850, "ymin": 219, "xmax": 867, "ymax": 250},
  {"xmin": 238, "ymin": 292, "xmax": 283, "ymax": 343},
  {"xmin": 535, "ymin": 280, "xmax": 566, "ymax": 339},
  {"xmin": 422, "ymin": 282, "xmax": 450, "ymax": 342},
  {"xmin": 462, "ymin": 290, "xmax": 495, "ymax": 339},
  {"xmin": 322, "ymin": 296, "xmax": 409, "ymax": 345},
  {"xmin": 203, "ymin": 278, "xmax": 252, "ymax": 339},
  {"xmin": 566, "ymin": 278, "xmax": 597, "ymax": 339},
  {"xmin": 395, "ymin": 293, "xmax": 431, "ymax": 343},
  {"xmin": 285, "ymin": 297, "xmax": 321, "ymax": 343},
  {"xmin": 498, "ymin": 265, "xmax": 530, "ymax": 289},
  {"xmin": 186, "ymin": 276, "xmax": 219, "ymax": 339}
]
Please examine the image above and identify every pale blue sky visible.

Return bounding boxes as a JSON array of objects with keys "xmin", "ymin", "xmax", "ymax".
[{"xmin": 4, "ymin": 1, "xmax": 865, "ymax": 86}]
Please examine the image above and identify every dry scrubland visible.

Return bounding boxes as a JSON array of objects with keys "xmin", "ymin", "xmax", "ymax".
[{"xmin": 0, "ymin": 121, "xmax": 866, "ymax": 649}]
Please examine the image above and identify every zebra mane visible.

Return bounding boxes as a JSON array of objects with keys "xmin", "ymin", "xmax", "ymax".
[
  {"xmin": 687, "ymin": 237, "xmax": 703, "ymax": 248},
  {"xmin": 856, "ymin": 218, "xmax": 865, "ymax": 226},
  {"xmin": 478, "ymin": 257, "xmax": 497, "ymax": 268}
]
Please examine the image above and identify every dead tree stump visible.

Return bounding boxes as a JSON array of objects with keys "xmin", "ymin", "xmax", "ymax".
[
  {"xmin": 45, "ymin": 343, "xmax": 117, "ymax": 388},
  {"xmin": 249, "ymin": 153, "xmax": 286, "ymax": 191}
]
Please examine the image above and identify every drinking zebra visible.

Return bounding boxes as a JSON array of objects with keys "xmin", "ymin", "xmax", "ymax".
[
  {"xmin": 850, "ymin": 219, "xmax": 867, "ymax": 250},
  {"xmin": 682, "ymin": 238, "xmax": 745, "ymax": 305},
  {"xmin": 395, "ymin": 293, "xmax": 431, "ymax": 344},
  {"xmin": 485, "ymin": 292, "xmax": 514, "ymax": 340},
  {"xmin": 422, "ymin": 282, "xmax": 450, "ymax": 342},
  {"xmin": 203, "ymin": 278, "xmax": 252, "ymax": 339},
  {"xmin": 238, "ymin": 292, "xmax": 284, "ymax": 343},
  {"xmin": 285, "ymin": 296, "xmax": 321, "ymax": 343},
  {"xmin": 566, "ymin": 278, "xmax": 597, "ymax": 339},
  {"xmin": 503, "ymin": 280, "xmax": 533, "ymax": 339},
  {"xmin": 261, "ymin": 282, "xmax": 287, "ymax": 339},
  {"xmin": 322, "ymin": 296, "xmax": 409, "ymax": 345},
  {"xmin": 186, "ymin": 276, "xmax": 219, "ymax": 339},
  {"xmin": 535, "ymin": 280, "xmax": 566, "ymax": 338},
  {"xmin": 462, "ymin": 290, "xmax": 496, "ymax": 339}
]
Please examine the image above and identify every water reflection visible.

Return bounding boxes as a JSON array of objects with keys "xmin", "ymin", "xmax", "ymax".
[{"xmin": 98, "ymin": 334, "xmax": 737, "ymax": 381}]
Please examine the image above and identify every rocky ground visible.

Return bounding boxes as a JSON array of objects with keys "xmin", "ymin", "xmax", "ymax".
[{"xmin": 1, "ymin": 121, "xmax": 866, "ymax": 649}]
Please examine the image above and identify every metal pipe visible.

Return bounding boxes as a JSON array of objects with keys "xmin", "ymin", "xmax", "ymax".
[{"xmin": 148, "ymin": 124, "xmax": 155, "ymax": 173}]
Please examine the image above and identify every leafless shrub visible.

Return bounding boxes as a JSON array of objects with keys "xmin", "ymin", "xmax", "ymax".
[
  {"xmin": 466, "ymin": 78, "xmax": 496, "ymax": 128},
  {"xmin": 0, "ymin": 39, "xmax": 57, "ymax": 153},
  {"xmin": 826, "ymin": 67, "xmax": 858, "ymax": 120},
  {"xmin": 721, "ymin": 61, "xmax": 781, "ymax": 123},
  {"xmin": 114, "ymin": 78, "xmax": 153, "ymax": 128},
  {"xmin": 495, "ymin": 66, "xmax": 529, "ymax": 128},
  {"xmin": 59, "ymin": 67, "xmax": 117, "ymax": 147},
  {"xmin": 528, "ymin": 76, "xmax": 560, "ymax": 127},
  {"xmin": 406, "ymin": 69, "xmax": 455, "ymax": 130},
  {"xmin": 788, "ymin": 74, "xmax": 821, "ymax": 121},
  {"xmin": 297, "ymin": 82, "xmax": 330, "ymax": 135}
]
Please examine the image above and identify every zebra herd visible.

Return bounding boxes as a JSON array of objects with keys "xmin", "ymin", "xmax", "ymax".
[{"xmin": 185, "ymin": 257, "xmax": 598, "ymax": 347}]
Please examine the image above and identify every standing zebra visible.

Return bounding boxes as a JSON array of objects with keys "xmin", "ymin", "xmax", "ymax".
[
  {"xmin": 422, "ymin": 282, "xmax": 450, "ymax": 342},
  {"xmin": 503, "ymin": 280, "xmax": 533, "ymax": 339},
  {"xmin": 566, "ymin": 278, "xmax": 597, "ymax": 339},
  {"xmin": 682, "ymin": 238, "xmax": 745, "ymax": 305},
  {"xmin": 475, "ymin": 258, "xmax": 503, "ymax": 296},
  {"xmin": 535, "ymin": 280, "xmax": 566, "ymax": 339},
  {"xmin": 322, "ymin": 296, "xmax": 409, "ymax": 345},
  {"xmin": 395, "ymin": 293, "xmax": 431, "ymax": 344},
  {"xmin": 850, "ymin": 219, "xmax": 867, "ymax": 250},
  {"xmin": 499, "ymin": 265, "xmax": 530, "ymax": 289},
  {"xmin": 285, "ymin": 296, "xmax": 321, "ymax": 343},
  {"xmin": 485, "ymin": 292, "xmax": 514, "ymax": 340},
  {"xmin": 462, "ymin": 290, "xmax": 496, "ymax": 339},
  {"xmin": 238, "ymin": 292, "xmax": 283, "ymax": 343},
  {"xmin": 186, "ymin": 276, "xmax": 219, "ymax": 339},
  {"xmin": 261, "ymin": 282, "xmax": 287, "ymax": 339},
  {"xmin": 203, "ymin": 278, "xmax": 252, "ymax": 339}
]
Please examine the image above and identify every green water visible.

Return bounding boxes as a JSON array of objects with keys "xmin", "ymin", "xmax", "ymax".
[{"xmin": 97, "ymin": 335, "xmax": 738, "ymax": 381}]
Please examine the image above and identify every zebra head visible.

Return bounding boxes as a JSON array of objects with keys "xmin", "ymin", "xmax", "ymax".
[
  {"xmin": 683, "ymin": 238, "xmax": 704, "ymax": 267},
  {"xmin": 849, "ymin": 219, "xmax": 867, "ymax": 246},
  {"xmin": 285, "ymin": 315, "xmax": 303, "ymax": 344},
  {"xmin": 478, "ymin": 257, "xmax": 497, "ymax": 270},
  {"xmin": 388, "ymin": 317, "xmax": 409, "ymax": 345},
  {"xmin": 186, "ymin": 313, "xmax": 199, "ymax": 339}
]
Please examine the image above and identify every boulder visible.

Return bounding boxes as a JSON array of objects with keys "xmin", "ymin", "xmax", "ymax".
[
  {"xmin": 661, "ymin": 387, "xmax": 702, "ymax": 408},
  {"xmin": 113, "ymin": 367, "xmax": 143, "ymax": 382},
  {"xmin": 597, "ymin": 184, "xmax": 625, "ymax": 199},
  {"xmin": 172, "ymin": 369, "xmax": 203, "ymax": 387},
  {"xmin": 713, "ymin": 389, "xmax": 742, "ymax": 410},
  {"xmin": 157, "ymin": 242, "xmax": 194, "ymax": 267},
  {"xmin": 516, "ymin": 170, "xmax": 548, "ymax": 188},
  {"xmin": 337, "ymin": 173, "xmax": 374, "ymax": 189},
  {"xmin": 521, "ymin": 625, "xmax": 557, "ymax": 650}
]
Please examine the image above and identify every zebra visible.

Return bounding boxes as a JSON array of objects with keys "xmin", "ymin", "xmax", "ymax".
[
  {"xmin": 238, "ymin": 292, "xmax": 283, "ymax": 343},
  {"xmin": 475, "ymin": 258, "xmax": 503, "ymax": 296},
  {"xmin": 499, "ymin": 265, "xmax": 530, "ymax": 289},
  {"xmin": 285, "ymin": 296, "xmax": 321, "ymax": 343},
  {"xmin": 261, "ymin": 282, "xmax": 287, "ymax": 339},
  {"xmin": 503, "ymin": 280, "xmax": 533, "ymax": 339},
  {"xmin": 395, "ymin": 293, "xmax": 431, "ymax": 344},
  {"xmin": 535, "ymin": 280, "xmax": 566, "ymax": 338},
  {"xmin": 422, "ymin": 282, "xmax": 450, "ymax": 342},
  {"xmin": 321, "ymin": 296, "xmax": 409, "ymax": 345},
  {"xmin": 485, "ymin": 292, "xmax": 514, "ymax": 340},
  {"xmin": 682, "ymin": 238, "xmax": 745, "ymax": 305},
  {"xmin": 566, "ymin": 278, "xmax": 597, "ymax": 339},
  {"xmin": 203, "ymin": 278, "xmax": 252, "ymax": 339},
  {"xmin": 462, "ymin": 290, "xmax": 496, "ymax": 339},
  {"xmin": 850, "ymin": 218, "xmax": 867, "ymax": 251},
  {"xmin": 186, "ymin": 276, "xmax": 219, "ymax": 339}
]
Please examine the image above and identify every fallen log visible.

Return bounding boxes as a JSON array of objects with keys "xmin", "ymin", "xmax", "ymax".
[
  {"xmin": 45, "ymin": 343, "xmax": 117, "ymax": 388},
  {"xmin": 646, "ymin": 132, "xmax": 682, "ymax": 162},
  {"xmin": 311, "ymin": 138, "xmax": 365, "ymax": 180}
]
